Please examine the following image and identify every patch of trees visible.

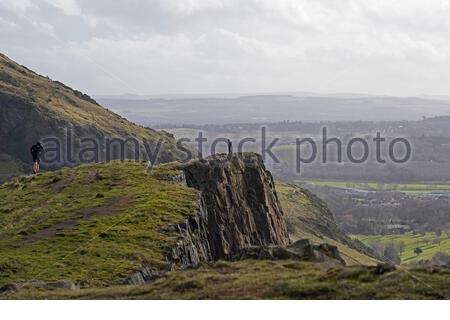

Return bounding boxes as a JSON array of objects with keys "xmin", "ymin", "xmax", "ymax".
[{"xmin": 307, "ymin": 186, "xmax": 450, "ymax": 236}]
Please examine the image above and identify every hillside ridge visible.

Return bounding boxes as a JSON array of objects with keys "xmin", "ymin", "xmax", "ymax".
[
  {"xmin": 0, "ymin": 53, "xmax": 184, "ymax": 181},
  {"xmin": 0, "ymin": 153, "xmax": 378, "ymax": 294}
]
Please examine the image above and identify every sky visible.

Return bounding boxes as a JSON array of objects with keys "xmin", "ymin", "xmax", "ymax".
[{"xmin": 1, "ymin": 0, "xmax": 450, "ymax": 96}]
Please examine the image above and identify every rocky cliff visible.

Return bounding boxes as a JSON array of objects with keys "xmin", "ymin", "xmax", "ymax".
[
  {"xmin": 166, "ymin": 154, "xmax": 378, "ymax": 269},
  {"xmin": 179, "ymin": 153, "xmax": 290, "ymax": 260}
]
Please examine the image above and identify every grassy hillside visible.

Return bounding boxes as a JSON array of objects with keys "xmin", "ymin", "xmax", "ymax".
[
  {"xmin": 0, "ymin": 53, "xmax": 184, "ymax": 181},
  {"xmin": 0, "ymin": 161, "xmax": 378, "ymax": 287},
  {"xmin": 276, "ymin": 183, "xmax": 379, "ymax": 265},
  {"xmin": 6, "ymin": 260, "xmax": 450, "ymax": 299},
  {"xmin": 0, "ymin": 53, "xmax": 165, "ymax": 138},
  {"xmin": 357, "ymin": 232, "xmax": 450, "ymax": 264},
  {"xmin": 0, "ymin": 161, "xmax": 199, "ymax": 287}
]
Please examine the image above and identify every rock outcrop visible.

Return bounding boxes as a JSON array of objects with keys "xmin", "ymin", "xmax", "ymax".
[
  {"xmin": 178, "ymin": 153, "xmax": 290, "ymax": 260},
  {"xmin": 127, "ymin": 154, "xmax": 292, "ymax": 284},
  {"xmin": 232, "ymin": 239, "xmax": 344, "ymax": 265},
  {"xmin": 160, "ymin": 154, "xmax": 352, "ymax": 270}
]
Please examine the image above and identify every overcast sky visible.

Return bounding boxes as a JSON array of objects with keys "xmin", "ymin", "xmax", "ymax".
[{"xmin": 1, "ymin": 0, "xmax": 450, "ymax": 96}]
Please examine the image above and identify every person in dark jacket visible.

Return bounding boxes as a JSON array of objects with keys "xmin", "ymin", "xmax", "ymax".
[
  {"xmin": 227, "ymin": 139, "xmax": 233, "ymax": 155},
  {"xmin": 30, "ymin": 142, "xmax": 44, "ymax": 174}
]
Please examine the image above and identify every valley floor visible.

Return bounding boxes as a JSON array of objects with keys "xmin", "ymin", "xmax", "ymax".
[
  {"xmin": 299, "ymin": 179, "xmax": 450, "ymax": 194},
  {"xmin": 357, "ymin": 232, "xmax": 450, "ymax": 264}
]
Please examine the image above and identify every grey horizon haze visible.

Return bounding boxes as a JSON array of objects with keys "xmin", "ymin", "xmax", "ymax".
[{"xmin": 1, "ymin": 0, "xmax": 450, "ymax": 97}]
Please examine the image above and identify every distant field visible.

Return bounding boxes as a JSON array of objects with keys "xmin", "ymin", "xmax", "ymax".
[
  {"xmin": 161, "ymin": 128, "xmax": 200, "ymax": 137},
  {"xmin": 356, "ymin": 232, "xmax": 450, "ymax": 264},
  {"xmin": 299, "ymin": 179, "xmax": 450, "ymax": 194}
]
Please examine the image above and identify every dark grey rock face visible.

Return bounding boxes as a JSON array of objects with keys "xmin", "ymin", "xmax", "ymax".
[
  {"xmin": 127, "ymin": 268, "xmax": 167, "ymax": 286},
  {"xmin": 164, "ymin": 154, "xmax": 345, "ymax": 269},
  {"xmin": 125, "ymin": 154, "xmax": 293, "ymax": 285},
  {"xmin": 180, "ymin": 153, "xmax": 290, "ymax": 260},
  {"xmin": 169, "ymin": 202, "xmax": 213, "ymax": 268},
  {"xmin": 231, "ymin": 239, "xmax": 345, "ymax": 265},
  {"xmin": 287, "ymin": 239, "xmax": 316, "ymax": 260}
]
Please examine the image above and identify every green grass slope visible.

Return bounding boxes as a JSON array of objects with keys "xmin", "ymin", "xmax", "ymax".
[
  {"xmin": 0, "ymin": 161, "xmax": 198, "ymax": 287},
  {"xmin": 7, "ymin": 260, "xmax": 450, "ymax": 299},
  {"xmin": 0, "ymin": 162, "xmax": 378, "ymax": 288},
  {"xmin": 276, "ymin": 183, "xmax": 380, "ymax": 266}
]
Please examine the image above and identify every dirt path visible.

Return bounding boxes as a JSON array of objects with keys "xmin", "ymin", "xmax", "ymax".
[{"xmin": 18, "ymin": 195, "xmax": 133, "ymax": 245}]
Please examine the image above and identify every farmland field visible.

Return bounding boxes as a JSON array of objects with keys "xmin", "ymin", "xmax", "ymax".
[
  {"xmin": 356, "ymin": 232, "xmax": 450, "ymax": 264},
  {"xmin": 299, "ymin": 179, "xmax": 450, "ymax": 194}
]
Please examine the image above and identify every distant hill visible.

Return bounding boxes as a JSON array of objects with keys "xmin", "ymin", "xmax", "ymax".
[
  {"xmin": 0, "ymin": 53, "xmax": 185, "ymax": 181},
  {"xmin": 98, "ymin": 94, "xmax": 450, "ymax": 126}
]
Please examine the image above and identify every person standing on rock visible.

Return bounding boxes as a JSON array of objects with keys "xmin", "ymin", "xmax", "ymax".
[
  {"xmin": 227, "ymin": 139, "xmax": 233, "ymax": 155},
  {"xmin": 30, "ymin": 142, "xmax": 44, "ymax": 174}
]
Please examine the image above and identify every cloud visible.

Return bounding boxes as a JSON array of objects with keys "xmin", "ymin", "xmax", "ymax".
[
  {"xmin": 160, "ymin": 0, "xmax": 227, "ymax": 15},
  {"xmin": 0, "ymin": 0, "xmax": 36, "ymax": 13},
  {"xmin": 43, "ymin": 0, "xmax": 97, "ymax": 26},
  {"xmin": 0, "ymin": 17, "xmax": 17, "ymax": 30},
  {"xmin": 2, "ymin": 0, "xmax": 450, "ymax": 96},
  {"xmin": 31, "ymin": 21, "xmax": 56, "ymax": 37}
]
